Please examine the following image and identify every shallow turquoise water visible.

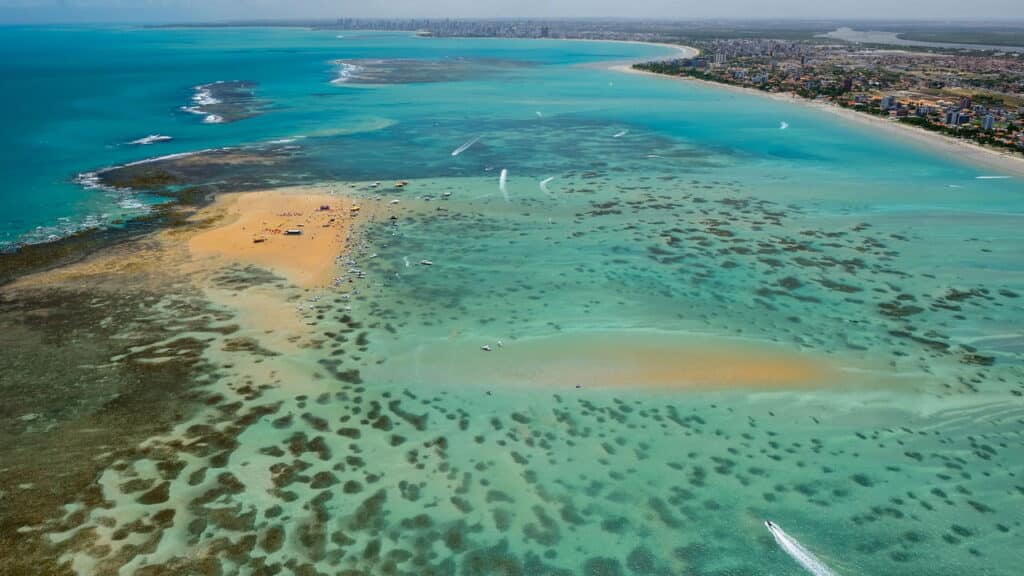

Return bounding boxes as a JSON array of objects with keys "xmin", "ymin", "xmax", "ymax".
[
  {"xmin": 2, "ymin": 26, "xmax": 1019, "ymax": 245},
  {"xmin": 3, "ymin": 26, "xmax": 1024, "ymax": 575},
  {"xmin": 0, "ymin": 26, "xmax": 670, "ymax": 246}
]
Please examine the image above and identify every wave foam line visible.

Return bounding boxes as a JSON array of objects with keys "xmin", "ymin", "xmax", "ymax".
[
  {"xmin": 451, "ymin": 135, "xmax": 482, "ymax": 157},
  {"xmin": 765, "ymin": 521, "xmax": 838, "ymax": 576},
  {"xmin": 331, "ymin": 62, "xmax": 365, "ymax": 85},
  {"xmin": 75, "ymin": 147, "xmax": 228, "ymax": 190}
]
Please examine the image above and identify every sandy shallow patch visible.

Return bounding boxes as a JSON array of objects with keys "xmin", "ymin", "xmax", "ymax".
[
  {"xmin": 366, "ymin": 329, "xmax": 897, "ymax": 391},
  {"xmin": 188, "ymin": 187, "xmax": 373, "ymax": 289}
]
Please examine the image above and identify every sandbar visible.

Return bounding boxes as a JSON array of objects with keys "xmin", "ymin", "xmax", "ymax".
[
  {"xmin": 188, "ymin": 186, "xmax": 371, "ymax": 289},
  {"xmin": 368, "ymin": 330, "xmax": 885, "ymax": 391}
]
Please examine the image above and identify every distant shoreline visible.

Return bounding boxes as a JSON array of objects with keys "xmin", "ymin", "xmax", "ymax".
[
  {"xmin": 562, "ymin": 38, "xmax": 698, "ymax": 65},
  {"xmin": 612, "ymin": 64, "xmax": 1024, "ymax": 178}
]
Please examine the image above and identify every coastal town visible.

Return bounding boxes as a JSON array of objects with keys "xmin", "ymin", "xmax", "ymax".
[
  {"xmin": 327, "ymin": 18, "xmax": 1024, "ymax": 156},
  {"xmin": 635, "ymin": 40, "xmax": 1024, "ymax": 154}
]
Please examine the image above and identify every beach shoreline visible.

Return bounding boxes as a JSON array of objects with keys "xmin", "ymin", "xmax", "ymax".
[
  {"xmin": 613, "ymin": 63, "xmax": 1024, "ymax": 178},
  {"xmin": 569, "ymin": 38, "xmax": 698, "ymax": 69}
]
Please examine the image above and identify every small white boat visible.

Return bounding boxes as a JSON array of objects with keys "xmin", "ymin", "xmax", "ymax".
[
  {"xmin": 420, "ymin": 260, "xmax": 433, "ymax": 266},
  {"xmin": 284, "ymin": 229, "xmax": 303, "ymax": 236},
  {"xmin": 481, "ymin": 345, "xmax": 492, "ymax": 352}
]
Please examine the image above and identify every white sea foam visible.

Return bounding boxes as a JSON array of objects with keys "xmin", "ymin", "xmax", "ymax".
[
  {"xmin": 119, "ymin": 149, "xmax": 218, "ymax": 169},
  {"xmin": 765, "ymin": 521, "xmax": 838, "ymax": 576},
  {"xmin": 118, "ymin": 197, "xmax": 146, "ymax": 210},
  {"xmin": 74, "ymin": 171, "xmax": 127, "ymax": 194},
  {"xmin": 331, "ymin": 62, "xmax": 366, "ymax": 85},
  {"xmin": 128, "ymin": 134, "xmax": 173, "ymax": 146},
  {"xmin": 976, "ymin": 175, "xmax": 1010, "ymax": 179},
  {"xmin": 77, "ymin": 148, "xmax": 224, "ymax": 187},
  {"xmin": 780, "ymin": 121, "xmax": 790, "ymax": 130},
  {"xmin": 192, "ymin": 87, "xmax": 221, "ymax": 107},
  {"xmin": 451, "ymin": 135, "xmax": 482, "ymax": 157},
  {"xmin": 613, "ymin": 130, "xmax": 628, "ymax": 138},
  {"xmin": 17, "ymin": 181, "xmax": 153, "ymax": 248},
  {"xmin": 181, "ymin": 81, "xmax": 241, "ymax": 123},
  {"xmin": 499, "ymin": 168, "xmax": 509, "ymax": 202}
]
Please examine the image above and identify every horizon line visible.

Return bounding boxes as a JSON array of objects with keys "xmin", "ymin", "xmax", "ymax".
[{"xmin": 3, "ymin": 16, "xmax": 1024, "ymax": 26}]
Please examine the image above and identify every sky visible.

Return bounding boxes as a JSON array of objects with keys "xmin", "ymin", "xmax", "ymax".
[{"xmin": 0, "ymin": 0, "xmax": 1023, "ymax": 23}]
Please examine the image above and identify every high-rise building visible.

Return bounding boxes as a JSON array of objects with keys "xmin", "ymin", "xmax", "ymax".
[
  {"xmin": 982, "ymin": 115, "xmax": 995, "ymax": 131},
  {"xmin": 880, "ymin": 95, "xmax": 897, "ymax": 111}
]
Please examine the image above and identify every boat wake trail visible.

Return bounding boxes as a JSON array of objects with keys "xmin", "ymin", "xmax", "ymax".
[
  {"xmin": 128, "ymin": 134, "xmax": 173, "ymax": 146},
  {"xmin": 499, "ymin": 169, "xmax": 509, "ymax": 202},
  {"xmin": 451, "ymin": 135, "xmax": 482, "ymax": 156},
  {"xmin": 613, "ymin": 129, "xmax": 629, "ymax": 138},
  {"xmin": 539, "ymin": 176, "xmax": 555, "ymax": 196},
  {"xmin": 765, "ymin": 521, "xmax": 838, "ymax": 576},
  {"xmin": 780, "ymin": 121, "xmax": 789, "ymax": 130}
]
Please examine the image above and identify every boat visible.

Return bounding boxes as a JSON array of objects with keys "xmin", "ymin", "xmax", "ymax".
[
  {"xmin": 285, "ymin": 229, "xmax": 303, "ymax": 236},
  {"xmin": 420, "ymin": 260, "xmax": 433, "ymax": 266}
]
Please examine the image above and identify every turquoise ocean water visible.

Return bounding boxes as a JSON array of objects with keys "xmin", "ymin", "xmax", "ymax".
[{"xmin": 3, "ymin": 26, "xmax": 1024, "ymax": 575}]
